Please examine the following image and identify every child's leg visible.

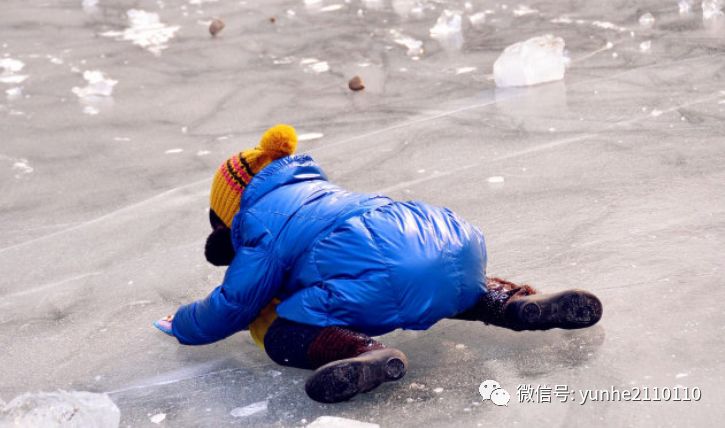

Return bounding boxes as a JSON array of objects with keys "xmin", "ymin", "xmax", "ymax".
[
  {"xmin": 263, "ymin": 318, "xmax": 408, "ymax": 403},
  {"xmin": 454, "ymin": 277, "xmax": 602, "ymax": 331}
]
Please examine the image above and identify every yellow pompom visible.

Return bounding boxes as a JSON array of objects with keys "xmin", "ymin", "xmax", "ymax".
[{"xmin": 258, "ymin": 124, "xmax": 297, "ymax": 156}]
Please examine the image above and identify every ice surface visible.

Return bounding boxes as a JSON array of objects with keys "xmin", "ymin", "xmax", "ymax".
[
  {"xmin": 493, "ymin": 35, "xmax": 568, "ymax": 87},
  {"xmin": 390, "ymin": 29, "xmax": 424, "ymax": 58},
  {"xmin": 0, "ymin": 391, "xmax": 120, "ymax": 428},
  {"xmin": 307, "ymin": 416, "xmax": 379, "ymax": 428},
  {"xmin": 429, "ymin": 10, "xmax": 462, "ymax": 37},
  {"xmin": 229, "ymin": 400, "xmax": 268, "ymax": 418},
  {"xmin": 2, "ymin": 0, "xmax": 725, "ymax": 427}
]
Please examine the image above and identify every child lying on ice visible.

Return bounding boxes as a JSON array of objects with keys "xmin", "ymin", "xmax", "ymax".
[{"xmin": 154, "ymin": 124, "xmax": 602, "ymax": 403}]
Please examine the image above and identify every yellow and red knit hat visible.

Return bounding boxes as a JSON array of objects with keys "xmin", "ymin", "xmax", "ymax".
[{"xmin": 210, "ymin": 124, "xmax": 297, "ymax": 227}]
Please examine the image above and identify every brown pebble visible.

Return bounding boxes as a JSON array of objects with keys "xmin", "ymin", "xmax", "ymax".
[
  {"xmin": 269, "ymin": 17, "xmax": 276, "ymax": 24},
  {"xmin": 348, "ymin": 75, "xmax": 365, "ymax": 91},
  {"xmin": 209, "ymin": 19, "xmax": 225, "ymax": 37}
]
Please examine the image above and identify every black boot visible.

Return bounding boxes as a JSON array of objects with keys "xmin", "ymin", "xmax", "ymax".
[
  {"xmin": 455, "ymin": 277, "xmax": 602, "ymax": 331},
  {"xmin": 305, "ymin": 348, "xmax": 408, "ymax": 403}
]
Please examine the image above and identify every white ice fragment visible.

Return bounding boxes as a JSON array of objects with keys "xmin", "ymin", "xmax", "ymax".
[
  {"xmin": 433, "ymin": 387, "xmax": 444, "ymax": 393},
  {"xmin": 0, "ymin": 391, "xmax": 120, "ymax": 427},
  {"xmin": 455, "ymin": 343, "xmax": 466, "ymax": 349},
  {"xmin": 638, "ymin": 12, "xmax": 655, "ymax": 28},
  {"xmin": 287, "ymin": 9, "xmax": 296, "ymax": 17},
  {"xmin": 307, "ymin": 416, "xmax": 380, "ymax": 428},
  {"xmin": 678, "ymin": 0, "xmax": 693, "ymax": 14},
  {"xmin": 650, "ymin": 109, "xmax": 663, "ymax": 117},
  {"xmin": 389, "ymin": 29, "xmax": 424, "ymax": 57},
  {"xmin": 591, "ymin": 21, "xmax": 628, "ymax": 32},
  {"xmin": 268, "ymin": 369, "xmax": 282, "ymax": 377},
  {"xmin": 150, "ymin": 413, "xmax": 166, "ymax": 424},
  {"xmin": 675, "ymin": 373, "xmax": 689, "ymax": 378},
  {"xmin": 230, "ymin": 400, "xmax": 267, "ymax": 418},
  {"xmin": 299, "ymin": 58, "xmax": 329, "ymax": 73},
  {"xmin": 100, "ymin": 9, "xmax": 180, "ymax": 56},
  {"xmin": 455, "ymin": 66, "xmax": 476, "ymax": 74},
  {"xmin": 113, "ymin": 136, "xmax": 131, "ymax": 141},
  {"xmin": 493, "ymin": 34, "xmax": 567, "ymax": 87},
  {"xmin": 0, "ymin": 58, "xmax": 28, "ymax": 83},
  {"xmin": 513, "ymin": 5, "xmax": 538, "ymax": 17},
  {"xmin": 165, "ymin": 148, "xmax": 183, "ymax": 154},
  {"xmin": 487, "ymin": 176, "xmax": 504, "ymax": 183},
  {"xmin": 197, "ymin": 150, "xmax": 210, "ymax": 156},
  {"xmin": 639, "ymin": 40, "xmax": 651, "ymax": 52},
  {"xmin": 298, "ymin": 132, "xmax": 324, "ymax": 141},
  {"xmin": 83, "ymin": 105, "xmax": 100, "ymax": 115},
  {"xmin": 430, "ymin": 10, "xmax": 462, "ymax": 37},
  {"xmin": 5, "ymin": 86, "xmax": 22, "ymax": 101},
  {"xmin": 703, "ymin": 0, "xmax": 724, "ymax": 19},
  {"xmin": 82, "ymin": 0, "xmax": 99, "ymax": 14},
  {"xmin": 72, "ymin": 70, "xmax": 117, "ymax": 98},
  {"xmin": 47, "ymin": 55, "xmax": 64, "ymax": 65},
  {"xmin": 468, "ymin": 12, "xmax": 486, "ymax": 27},
  {"xmin": 320, "ymin": 4, "xmax": 344, "ymax": 12}
]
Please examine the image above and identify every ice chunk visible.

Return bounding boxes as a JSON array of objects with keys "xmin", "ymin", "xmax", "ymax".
[
  {"xmin": 0, "ymin": 58, "xmax": 28, "ymax": 84},
  {"xmin": 82, "ymin": 0, "xmax": 99, "ymax": 14},
  {"xmin": 639, "ymin": 40, "xmax": 652, "ymax": 52},
  {"xmin": 678, "ymin": 0, "xmax": 693, "ymax": 14},
  {"xmin": 493, "ymin": 35, "xmax": 568, "ymax": 87},
  {"xmin": 150, "ymin": 413, "xmax": 166, "ymax": 424},
  {"xmin": 639, "ymin": 12, "xmax": 655, "ymax": 27},
  {"xmin": 429, "ymin": 10, "xmax": 462, "ymax": 37},
  {"xmin": 468, "ymin": 12, "xmax": 486, "ymax": 27},
  {"xmin": 300, "ymin": 58, "xmax": 330, "ymax": 73},
  {"xmin": 230, "ymin": 400, "xmax": 267, "ymax": 418},
  {"xmin": 0, "ymin": 391, "xmax": 120, "ymax": 427},
  {"xmin": 702, "ymin": 0, "xmax": 724, "ymax": 19},
  {"xmin": 5, "ymin": 86, "xmax": 22, "ymax": 101},
  {"xmin": 100, "ymin": 9, "xmax": 180, "ymax": 56},
  {"xmin": 487, "ymin": 176, "xmax": 504, "ymax": 183},
  {"xmin": 513, "ymin": 5, "xmax": 539, "ymax": 16},
  {"xmin": 390, "ymin": 29, "xmax": 424, "ymax": 58},
  {"xmin": 298, "ymin": 132, "xmax": 324, "ymax": 141},
  {"xmin": 72, "ymin": 70, "xmax": 117, "ymax": 98},
  {"xmin": 307, "ymin": 416, "xmax": 380, "ymax": 428}
]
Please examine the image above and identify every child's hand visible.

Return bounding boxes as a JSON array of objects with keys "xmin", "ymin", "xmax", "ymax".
[{"xmin": 153, "ymin": 314, "xmax": 174, "ymax": 336}]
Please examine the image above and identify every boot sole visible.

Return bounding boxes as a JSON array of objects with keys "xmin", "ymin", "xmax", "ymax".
[
  {"xmin": 305, "ymin": 349, "xmax": 408, "ymax": 403},
  {"xmin": 509, "ymin": 289, "xmax": 603, "ymax": 330}
]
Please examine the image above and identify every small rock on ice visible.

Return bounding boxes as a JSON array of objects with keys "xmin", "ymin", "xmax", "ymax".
[
  {"xmin": 487, "ymin": 176, "xmax": 504, "ymax": 184},
  {"xmin": 493, "ymin": 35, "xmax": 568, "ymax": 87},
  {"xmin": 307, "ymin": 416, "xmax": 380, "ymax": 428},
  {"xmin": 150, "ymin": 413, "xmax": 166, "ymax": 424},
  {"xmin": 0, "ymin": 391, "xmax": 120, "ymax": 428},
  {"xmin": 230, "ymin": 400, "xmax": 267, "ymax": 418},
  {"xmin": 638, "ymin": 12, "xmax": 655, "ymax": 28}
]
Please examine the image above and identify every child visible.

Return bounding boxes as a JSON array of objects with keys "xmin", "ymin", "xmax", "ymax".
[{"xmin": 154, "ymin": 124, "xmax": 602, "ymax": 403}]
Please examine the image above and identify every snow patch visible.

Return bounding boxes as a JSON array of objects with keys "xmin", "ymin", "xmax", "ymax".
[{"xmin": 101, "ymin": 9, "xmax": 180, "ymax": 56}]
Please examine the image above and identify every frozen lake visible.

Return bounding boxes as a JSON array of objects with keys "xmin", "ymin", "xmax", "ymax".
[{"xmin": 1, "ymin": 0, "xmax": 723, "ymax": 426}]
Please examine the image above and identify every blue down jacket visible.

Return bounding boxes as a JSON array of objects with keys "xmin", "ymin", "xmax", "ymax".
[{"xmin": 172, "ymin": 155, "xmax": 488, "ymax": 345}]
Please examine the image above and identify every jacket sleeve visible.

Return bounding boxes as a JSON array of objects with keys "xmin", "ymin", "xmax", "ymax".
[{"xmin": 171, "ymin": 245, "xmax": 282, "ymax": 345}]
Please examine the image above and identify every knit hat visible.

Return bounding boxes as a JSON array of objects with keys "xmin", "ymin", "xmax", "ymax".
[{"xmin": 210, "ymin": 124, "xmax": 298, "ymax": 228}]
